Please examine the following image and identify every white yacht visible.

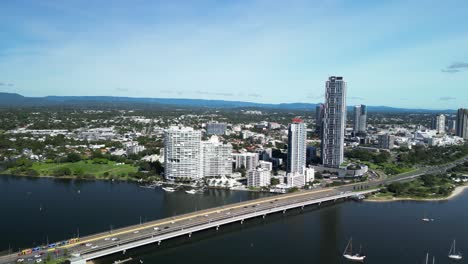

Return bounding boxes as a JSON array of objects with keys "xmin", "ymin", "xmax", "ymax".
[
  {"xmin": 448, "ymin": 240, "xmax": 463, "ymax": 260},
  {"xmin": 185, "ymin": 189, "xmax": 197, "ymax": 194},
  {"xmin": 421, "ymin": 213, "xmax": 434, "ymax": 222},
  {"xmin": 343, "ymin": 238, "xmax": 366, "ymax": 262},
  {"xmin": 162, "ymin": 187, "xmax": 175, "ymax": 192}
]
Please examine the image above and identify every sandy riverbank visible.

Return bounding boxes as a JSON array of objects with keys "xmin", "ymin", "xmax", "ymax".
[{"xmin": 366, "ymin": 185, "xmax": 468, "ymax": 202}]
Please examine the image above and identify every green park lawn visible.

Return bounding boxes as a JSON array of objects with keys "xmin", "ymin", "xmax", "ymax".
[{"xmin": 31, "ymin": 160, "xmax": 138, "ymax": 179}]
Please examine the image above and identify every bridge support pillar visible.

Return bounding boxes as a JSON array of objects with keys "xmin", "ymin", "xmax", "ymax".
[
  {"xmin": 158, "ymin": 241, "xmax": 161, "ymax": 246},
  {"xmin": 189, "ymin": 232, "xmax": 192, "ymax": 238},
  {"xmin": 216, "ymin": 225, "xmax": 220, "ymax": 231},
  {"xmin": 123, "ymin": 249, "xmax": 126, "ymax": 255},
  {"xmin": 301, "ymin": 205, "xmax": 304, "ymax": 210},
  {"xmin": 283, "ymin": 209, "xmax": 286, "ymax": 214},
  {"xmin": 262, "ymin": 214, "xmax": 266, "ymax": 219},
  {"xmin": 241, "ymin": 219, "xmax": 244, "ymax": 224}
]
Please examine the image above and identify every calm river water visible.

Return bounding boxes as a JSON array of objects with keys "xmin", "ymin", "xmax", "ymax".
[{"xmin": 1, "ymin": 175, "xmax": 467, "ymax": 264}]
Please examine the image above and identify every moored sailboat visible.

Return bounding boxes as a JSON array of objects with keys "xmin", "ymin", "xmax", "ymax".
[
  {"xmin": 448, "ymin": 240, "xmax": 462, "ymax": 260},
  {"xmin": 343, "ymin": 238, "xmax": 366, "ymax": 262}
]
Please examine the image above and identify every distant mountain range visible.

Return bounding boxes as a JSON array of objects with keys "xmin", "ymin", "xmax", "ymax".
[{"xmin": 0, "ymin": 92, "xmax": 455, "ymax": 113}]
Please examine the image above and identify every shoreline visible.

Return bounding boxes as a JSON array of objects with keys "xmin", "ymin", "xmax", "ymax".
[
  {"xmin": 0, "ymin": 173, "xmax": 262, "ymax": 193},
  {"xmin": 0, "ymin": 172, "xmax": 154, "ymax": 183},
  {"xmin": 365, "ymin": 185, "xmax": 468, "ymax": 202}
]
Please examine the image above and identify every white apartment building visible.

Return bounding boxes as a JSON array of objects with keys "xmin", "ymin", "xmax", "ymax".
[
  {"xmin": 286, "ymin": 172, "xmax": 305, "ymax": 188},
  {"xmin": 287, "ymin": 119, "xmax": 307, "ymax": 174},
  {"xmin": 436, "ymin": 114, "xmax": 445, "ymax": 134},
  {"xmin": 232, "ymin": 152, "xmax": 259, "ymax": 171},
  {"xmin": 242, "ymin": 130, "xmax": 255, "ymax": 139},
  {"xmin": 125, "ymin": 141, "xmax": 146, "ymax": 155},
  {"xmin": 259, "ymin": 160, "xmax": 273, "ymax": 171},
  {"xmin": 201, "ymin": 136, "xmax": 232, "ymax": 177},
  {"xmin": 247, "ymin": 168, "xmax": 271, "ymax": 187},
  {"xmin": 305, "ymin": 167, "xmax": 315, "ymax": 183},
  {"xmin": 164, "ymin": 126, "xmax": 202, "ymax": 181}
]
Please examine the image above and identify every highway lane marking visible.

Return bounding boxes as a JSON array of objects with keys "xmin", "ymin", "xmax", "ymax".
[{"xmin": 59, "ymin": 187, "xmax": 334, "ymax": 250}]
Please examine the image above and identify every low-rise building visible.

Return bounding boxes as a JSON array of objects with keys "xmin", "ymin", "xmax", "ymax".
[
  {"xmin": 206, "ymin": 122, "xmax": 227, "ymax": 135},
  {"xmin": 286, "ymin": 172, "xmax": 305, "ymax": 188},
  {"xmin": 125, "ymin": 142, "xmax": 146, "ymax": 155},
  {"xmin": 378, "ymin": 134, "xmax": 395, "ymax": 149},
  {"xmin": 247, "ymin": 168, "xmax": 271, "ymax": 187}
]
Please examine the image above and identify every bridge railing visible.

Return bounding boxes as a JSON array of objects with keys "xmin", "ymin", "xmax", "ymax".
[{"xmin": 73, "ymin": 190, "xmax": 379, "ymax": 262}]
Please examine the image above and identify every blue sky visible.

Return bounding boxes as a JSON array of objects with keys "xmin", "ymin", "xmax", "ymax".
[{"xmin": 1, "ymin": 0, "xmax": 467, "ymax": 109}]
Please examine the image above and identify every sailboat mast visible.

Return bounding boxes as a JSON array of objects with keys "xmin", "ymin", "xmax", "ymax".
[
  {"xmin": 343, "ymin": 239, "xmax": 350, "ymax": 255},
  {"xmin": 449, "ymin": 240, "xmax": 455, "ymax": 255}
]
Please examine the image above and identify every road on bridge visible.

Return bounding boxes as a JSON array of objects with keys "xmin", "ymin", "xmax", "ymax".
[{"xmin": 1, "ymin": 155, "xmax": 467, "ymax": 264}]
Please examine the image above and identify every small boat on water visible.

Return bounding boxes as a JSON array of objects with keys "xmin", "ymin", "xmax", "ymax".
[
  {"xmin": 422, "ymin": 212, "xmax": 434, "ymax": 222},
  {"xmin": 448, "ymin": 240, "xmax": 463, "ymax": 260},
  {"xmin": 185, "ymin": 189, "xmax": 197, "ymax": 194},
  {"xmin": 343, "ymin": 238, "xmax": 366, "ymax": 262},
  {"xmin": 162, "ymin": 187, "xmax": 176, "ymax": 192}
]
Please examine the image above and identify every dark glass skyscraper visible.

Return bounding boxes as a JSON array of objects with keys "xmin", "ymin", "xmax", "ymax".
[{"xmin": 456, "ymin": 108, "xmax": 468, "ymax": 139}]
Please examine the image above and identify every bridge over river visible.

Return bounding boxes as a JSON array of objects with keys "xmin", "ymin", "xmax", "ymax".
[{"xmin": 0, "ymin": 185, "xmax": 377, "ymax": 264}]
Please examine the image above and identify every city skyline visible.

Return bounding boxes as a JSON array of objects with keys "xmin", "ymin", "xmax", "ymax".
[
  {"xmin": 2, "ymin": 2, "xmax": 468, "ymax": 264},
  {"xmin": 1, "ymin": 0, "xmax": 468, "ymax": 109}
]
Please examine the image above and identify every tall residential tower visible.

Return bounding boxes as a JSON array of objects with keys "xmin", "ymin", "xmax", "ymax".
[
  {"xmin": 456, "ymin": 108, "xmax": 468, "ymax": 139},
  {"xmin": 353, "ymin": 104, "xmax": 367, "ymax": 134},
  {"xmin": 315, "ymin": 103, "xmax": 324, "ymax": 134},
  {"xmin": 321, "ymin": 76, "xmax": 347, "ymax": 168},
  {"xmin": 164, "ymin": 126, "xmax": 202, "ymax": 181},
  {"xmin": 287, "ymin": 118, "xmax": 307, "ymax": 174},
  {"xmin": 436, "ymin": 114, "xmax": 445, "ymax": 134},
  {"xmin": 201, "ymin": 136, "xmax": 232, "ymax": 178}
]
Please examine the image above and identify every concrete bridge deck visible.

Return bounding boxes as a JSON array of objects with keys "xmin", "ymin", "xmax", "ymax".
[{"xmin": 0, "ymin": 186, "xmax": 378, "ymax": 264}]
